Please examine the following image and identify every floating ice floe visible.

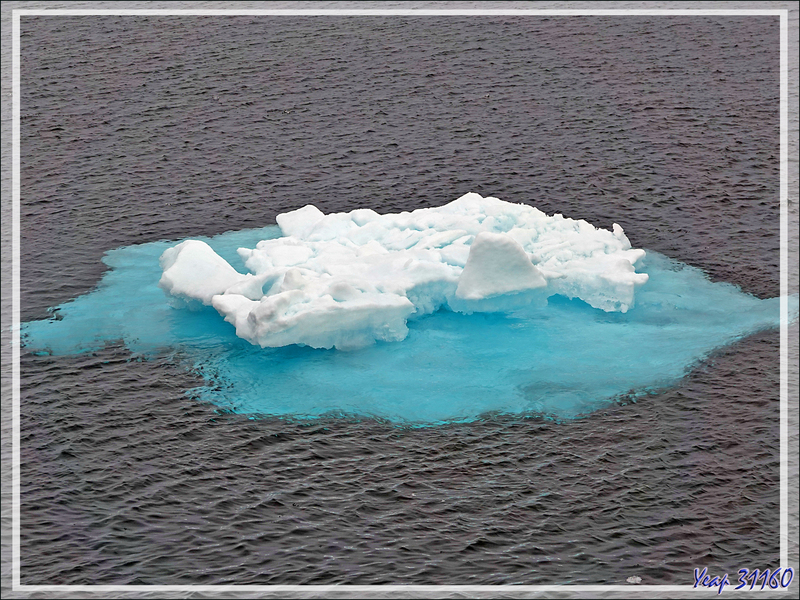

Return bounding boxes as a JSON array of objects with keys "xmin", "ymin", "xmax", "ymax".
[
  {"xmin": 159, "ymin": 193, "xmax": 649, "ymax": 350},
  {"xmin": 22, "ymin": 201, "xmax": 796, "ymax": 422}
]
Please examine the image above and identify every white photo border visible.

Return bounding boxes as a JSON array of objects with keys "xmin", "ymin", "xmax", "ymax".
[{"xmin": 4, "ymin": 3, "xmax": 797, "ymax": 598}]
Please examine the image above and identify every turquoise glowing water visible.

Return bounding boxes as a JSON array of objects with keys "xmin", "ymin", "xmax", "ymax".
[{"xmin": 22, "ymin": 227, "xmax": 796, "ymax": 424}]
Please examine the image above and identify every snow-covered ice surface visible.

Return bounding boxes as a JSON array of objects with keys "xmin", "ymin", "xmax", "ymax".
[
  {"xmin": 159, "ymin": 193, "xmax": 649, "ymax": 350},
  {"xmin": 22, "ymin": 195, "xmax": 797, "ymax": 424}
]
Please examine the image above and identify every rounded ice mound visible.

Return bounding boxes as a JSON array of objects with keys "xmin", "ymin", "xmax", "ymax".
[
  {"xmin": 455, "ymin": 231, "xmax": 548, "ymax": 300},
  {"xmin": 159, "ymin": 240, "xmax": 263, "ymax": 304},
  {"xmin": 159, "ymin": 193, "xmax": 649, "ymax": 349}
]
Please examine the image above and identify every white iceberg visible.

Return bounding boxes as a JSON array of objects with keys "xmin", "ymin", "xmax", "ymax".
[{"xmin": 159, "ymin": 193, "xmax": 649, "ymax": 349}]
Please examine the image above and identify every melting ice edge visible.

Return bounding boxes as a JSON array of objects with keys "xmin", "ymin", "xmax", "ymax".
[{"xmin": 23, "ymin": 194, "xmax": 798, "ymax": 424}]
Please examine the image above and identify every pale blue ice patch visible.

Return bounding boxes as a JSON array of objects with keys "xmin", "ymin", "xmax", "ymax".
[{"xmin": 22, "ymin": 226, "xmax": 798, "ymax": 424}]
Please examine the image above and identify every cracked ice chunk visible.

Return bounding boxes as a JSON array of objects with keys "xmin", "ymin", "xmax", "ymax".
[{"xmin": 158, "ymin": 193, "xmax": 651, "ymax": 349}]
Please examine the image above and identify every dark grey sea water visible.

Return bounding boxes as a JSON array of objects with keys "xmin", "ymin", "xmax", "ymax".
[{"xmin": 13, "ymin": 12, "xmax": 795, "ymax": 586}]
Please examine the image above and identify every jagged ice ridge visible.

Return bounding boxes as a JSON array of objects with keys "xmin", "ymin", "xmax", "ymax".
[{"xmin": 159, "ymin": 193, "xmax": 649, "ymax": 350}]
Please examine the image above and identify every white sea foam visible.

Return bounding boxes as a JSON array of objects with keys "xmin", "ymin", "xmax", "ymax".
[{"xmin": 159, "ymin": 193, "xmax": 649, "ymax": 349}]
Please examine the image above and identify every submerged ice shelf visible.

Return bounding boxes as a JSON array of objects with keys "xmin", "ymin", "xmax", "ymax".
[
  {"xmin": 22, "ymin": 194, "xmax": 797, "ymax": 424},
  {"xmin": 159, "ymin": 193, "xmax": 649, "ymax": 350}
]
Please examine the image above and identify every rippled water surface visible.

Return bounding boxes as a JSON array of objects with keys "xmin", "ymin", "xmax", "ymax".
[{"xmin": 18, "ymin": 13, "xmax": 789, "ymax": 585}]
